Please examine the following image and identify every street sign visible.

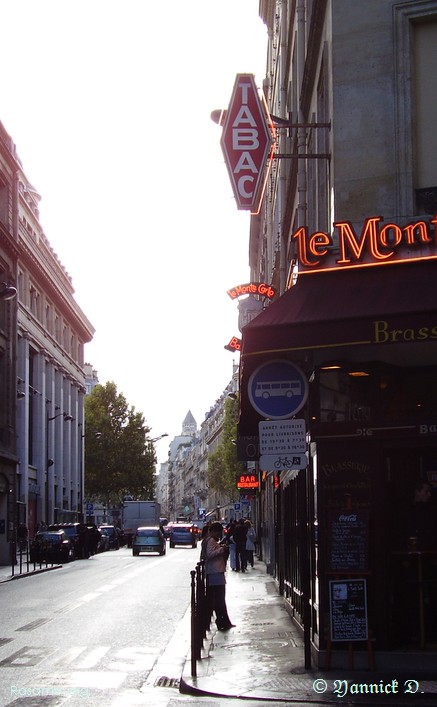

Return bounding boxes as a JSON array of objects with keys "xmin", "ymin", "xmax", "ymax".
[
  {"xmin": 259, "ymin": 453, "xmax": 308, "ymax": 471},
  {"xmin": 259, "ymin": 419, "xmax": 306, "ymax": 454},
  {"xmin": 86, "ymin": 502, "xmax": 94, "ymax": 513},
  {"xmin": 220, "ymin": 74, "xmax": 273, "ymax": 211},
  {"xmin": 248, "ymin": 360, "xmax": 309, "ymax": 419}
]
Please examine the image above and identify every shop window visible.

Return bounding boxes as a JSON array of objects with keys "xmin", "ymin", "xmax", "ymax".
[
  {"xmin": 413, "ymin": 18, "xmax": 437, "ymax": 212},
  {"xmin": 317, "ymin": 364, "xmax": 437, "ymax": 426}
]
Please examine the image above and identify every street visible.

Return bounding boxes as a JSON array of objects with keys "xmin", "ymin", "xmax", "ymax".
[{"xmin": 0, "ymin": 544, "xmax": 199, "ymax": 706}]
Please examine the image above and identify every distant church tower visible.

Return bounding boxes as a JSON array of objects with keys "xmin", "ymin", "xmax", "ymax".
[{"xmin": 182, "ymin": 410, "xmax": 197, "ymax": 437}]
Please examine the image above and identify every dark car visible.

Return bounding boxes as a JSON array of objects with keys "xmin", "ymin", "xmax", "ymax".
[
  {"xmin": 30, "ymin": 530, "xmax": 74, "ymax": 564},
  {"xmin": 98, "ymin": 525, "xmax": 120, "ymax": 550},
  {"xmin": 169, "ymin": 523, "xmax": 198, "ymax": 548},
  {"xmin": 97, "ymin": 532, "xmax": 110, "ymax": 552},
  {"xmin": 132, "ymin": 526, "xmax": 166, "ymax": 556},
  {"xmin": 48, "ymin": 523, "xmax": 82, "ymax": 558}
]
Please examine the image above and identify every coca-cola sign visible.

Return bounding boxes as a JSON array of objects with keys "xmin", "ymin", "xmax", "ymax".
[{"xmin": 220, "ymin": 74, "xmax": 274, "ymax": 212}]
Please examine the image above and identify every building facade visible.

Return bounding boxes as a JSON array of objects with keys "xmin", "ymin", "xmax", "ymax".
[
  {"xmin": 0, "ymin": 122, "xmax": 19, "ymax": 565},
  {"xmin": 236, "ymin": 0, "xmax": 437, "ymax": 669},
  {"xmin": 0, "ymin": 121, "xmax": 95, "ymax": 554}
]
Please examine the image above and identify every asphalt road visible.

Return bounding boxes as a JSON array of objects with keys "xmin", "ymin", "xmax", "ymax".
[{"xmin": 0, "ymin": 543, "xmax": 201, "ymax": 706}]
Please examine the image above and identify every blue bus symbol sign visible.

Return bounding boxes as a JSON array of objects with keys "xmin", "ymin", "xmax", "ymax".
[{"xmin": 248, "ymin": 360, "xmax": 308, "ymax": 419}]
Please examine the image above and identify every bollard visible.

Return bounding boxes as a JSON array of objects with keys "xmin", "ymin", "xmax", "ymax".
[{"xmin": 190, "ymin": 569, "xmax": 197, "ymax": 677}]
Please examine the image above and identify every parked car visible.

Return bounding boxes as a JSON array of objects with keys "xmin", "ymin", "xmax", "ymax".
[
  {"xmin": 169, "ymin": 523, "xmax": 198, "ymax": 548},
  {"xmin": 98, "ymin": 525, "xmax": 120, "ymax": 550},
  {"xmin": 30, "ymin": 530, "xmax": 74, "ymax": 564},
  {"xmin": 48, "ymin": 523, "xmax": 82, "ymax": 559},
  {"xmin": 132, "ymin": 526, "xmax": 166, "ymax": 556},
  {"xmin": 96, "ymin": 531, "xmax": 110, "ymax": 553}
]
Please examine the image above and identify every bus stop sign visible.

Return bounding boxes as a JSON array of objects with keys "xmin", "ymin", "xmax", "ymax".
[{"xmin": 248, "ymin": 359, "xmax": 309, "ymax": 419}]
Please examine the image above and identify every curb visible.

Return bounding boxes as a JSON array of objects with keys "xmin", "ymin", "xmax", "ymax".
[{"xmin": 0, "ymin": 565, "xmax": 62, "ymax": 582}]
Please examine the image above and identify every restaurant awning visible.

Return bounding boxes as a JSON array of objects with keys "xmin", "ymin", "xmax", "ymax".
[
  {"xmin": 241, "ymin": 260, "xmax": 437, "ymax": 360},
  {"xmin": 238, "ymin": 260, "xmax": 437, "ymax": 442}
]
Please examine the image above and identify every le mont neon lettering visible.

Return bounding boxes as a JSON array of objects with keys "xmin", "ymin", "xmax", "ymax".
[{"xmin": 292, "ymin": 215, "xmax": 437, "ymax": 270}]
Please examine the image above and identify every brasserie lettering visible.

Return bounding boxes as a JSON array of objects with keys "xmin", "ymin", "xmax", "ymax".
[{"xmin": 374, "ymin": 320, "xmax": 437, "ymax": 343}]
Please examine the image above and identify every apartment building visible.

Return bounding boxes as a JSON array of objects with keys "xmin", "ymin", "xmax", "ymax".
[
  {"xmin": 235, "ymin": 0, "xmax": 437, "ymax": 669},
  {"xmin": 0, "ymin": 121, "xmax": 94, "ymax": 553}
]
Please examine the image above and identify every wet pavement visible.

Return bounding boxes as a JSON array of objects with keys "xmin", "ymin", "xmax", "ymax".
[
  {"xmin": 2, "ymin": 559, "xmax": 437, "ymax": 705},
  {"xmin": 179, "ymin": 562, "xmax": 437, "ymax": 705}
]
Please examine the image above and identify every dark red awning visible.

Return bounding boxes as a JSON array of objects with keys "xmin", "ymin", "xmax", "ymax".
[{"xmin": 241, "ymin": 260, "xmax": 437, "ymax": 359}]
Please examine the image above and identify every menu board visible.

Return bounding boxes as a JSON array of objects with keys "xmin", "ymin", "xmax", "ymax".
[
  {"xmin": 329, "ymin": 579, "xmax": 368, "ymax": 641},
  {"xmin": 328, "ymin": 511, "xmax": 369, "ymax": 572}
]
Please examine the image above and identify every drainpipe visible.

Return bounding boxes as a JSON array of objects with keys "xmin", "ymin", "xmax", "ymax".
[
  {"xmin": 279, "ymin": 0, "xmax": 288, "ymax": 294},
  {"xmin": 296, "ymin": 0, "xmax": 307, "ymax": 236},
  {"xmin": 296, "ymin": 0, "xmax": 312, "ymax": 671}
]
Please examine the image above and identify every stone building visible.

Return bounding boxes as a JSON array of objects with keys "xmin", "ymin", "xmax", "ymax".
[
  {"xmin": 0, "ymin": 120, "xmax": 94, "ymax": 552},
  {"xmin": 236, "ymin": 0, "xmax": 437, "ymax": 669}
]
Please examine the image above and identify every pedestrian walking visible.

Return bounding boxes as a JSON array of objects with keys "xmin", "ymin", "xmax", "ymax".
[
  {"xmin": 245, "ymin": 519, "xmax": 256, "ymax": 568},
  {"xmin": 201, "ymin": 521, "xmax": 235, "ymax": 631},
  {"xmin": 232, "ymin": 518, "xmax": 248, "ymax": 572},
  {"xmin": 226, "ymin": 520, "xmax": 237, "ymax": 570}
]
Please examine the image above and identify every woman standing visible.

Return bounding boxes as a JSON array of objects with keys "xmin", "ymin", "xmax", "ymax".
[
  {"xmin": 201, "ymin": 522, "xmax": 235, "ymax": 631},
  {"xmin": 245, "ymin": 519, "xmax": 256, "ymax": 568}
]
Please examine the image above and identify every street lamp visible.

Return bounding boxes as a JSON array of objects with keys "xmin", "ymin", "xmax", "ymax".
[
  {"xmin": 150, "ymin": 433, "xmax": 168, "ymax": 443},
  {"xmin": 0, "ymin": 282, "xmax": 17, "ymax": 300},
  {"xmin": 46, "ymin": 409, "xmax": 74, "ymax": 523}
]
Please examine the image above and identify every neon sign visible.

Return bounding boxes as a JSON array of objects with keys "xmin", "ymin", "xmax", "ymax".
[
  {"xmin": 224, "ymin": 336, "xmax": 241, "ymax": 352},
  {"xmin": 220, "ymin": 74, "xmax": 275, "ymax": 212},
  {"xmin": 227, "ymin": 282, "xmax": 276, "ymax": 300},
  {"xmin": 293, "ymin": 215, "xmax": 437, "ymax": 273},
  {"xmin": 237, "ymin": 474, "xmax": 259, "ymax": 490}
]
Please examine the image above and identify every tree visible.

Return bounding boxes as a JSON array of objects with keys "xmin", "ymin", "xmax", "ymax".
[
  {"xmin": 207, "ymin": 396, "xmax": 245, "ymax": 495},
  {"xmin": 84, "ymin": 382, "xmax": 156, "ymax": 505}
]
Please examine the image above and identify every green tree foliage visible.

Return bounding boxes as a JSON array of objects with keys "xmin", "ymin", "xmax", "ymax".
[
  {"xmin": 84, "ymin": 382, "xmax": 156, "ymax": 505},
  {"xmin": 207, "ymin": 396, "xmax": 245, "ymax": 495}
]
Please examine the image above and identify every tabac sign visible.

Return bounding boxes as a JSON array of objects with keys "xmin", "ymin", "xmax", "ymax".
[{"xmin": 220, "ymin": 74, "xmax": 274, "ymax": 212}]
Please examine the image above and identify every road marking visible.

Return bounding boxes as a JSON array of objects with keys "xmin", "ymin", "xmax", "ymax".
[
  {"xmin": 77, "ymin": 592, "xmax": 101, "ymax": 602},
  {"xmin": 75, "ymin": 646, "xmax": 110, "ymax": 670}
]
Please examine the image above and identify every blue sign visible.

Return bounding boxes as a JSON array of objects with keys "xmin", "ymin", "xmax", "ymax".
[
  {"xmin": 248, "ymin": 359, "xmax": 309, "ymax": 419},
  {"xmin": 86, "ymin": 502, "xmax": 94, "ymax": 513}
]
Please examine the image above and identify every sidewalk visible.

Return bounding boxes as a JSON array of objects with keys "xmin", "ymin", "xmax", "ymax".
[
  {"xmin": 0, "ymin": 561, "xmax": 61, "ymax": 582},
  {"xmin": 180, "ymin": 561, "xmax": 437, "ymax": 704}
]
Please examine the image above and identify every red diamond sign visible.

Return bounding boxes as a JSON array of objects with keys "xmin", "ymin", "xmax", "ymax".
[{"xmin": 220, "ymin": 74, "xmax": 273, "ymax": 212}]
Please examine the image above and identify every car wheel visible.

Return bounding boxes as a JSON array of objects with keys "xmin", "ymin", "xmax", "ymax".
[
  {"xmin": 132, "ymin": 550, "xmax": 139, "ymax": 556},
  {"xmin": 170, "ymin": 542, "xmax": 175, "ymax": 548}
]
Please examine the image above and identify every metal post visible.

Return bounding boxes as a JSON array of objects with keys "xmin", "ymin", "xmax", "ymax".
[{"xmin": 190, "ymin": 569, "xmax": 197, "ymax": 677}]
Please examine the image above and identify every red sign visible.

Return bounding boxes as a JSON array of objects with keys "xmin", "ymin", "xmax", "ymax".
[
  {"xmin": 224, "ymin": 336, "xmax": 241, "ymax": 352},
  {"xmin": 227, "ymin": 282, "xmax": 276, "ymax": 300},
  {"xmin": 237, "ymin": 474, "xmax": 259, "ymax": 490},
  {"xmin": 293, "ymin": 214, "xmax": 437, "ymax": 273},
  {"xmin": 220, "ymin": 74, "xmax": 273, "ymax": 212}
]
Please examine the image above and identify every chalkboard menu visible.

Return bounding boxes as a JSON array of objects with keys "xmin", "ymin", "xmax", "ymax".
[
  {"xmin": 329, "ymin": 579, "xmax": 368, "ymax": 641},
  {"xmin": 328, "ymin": 511, "xmax": 369, "ymax": 572}
]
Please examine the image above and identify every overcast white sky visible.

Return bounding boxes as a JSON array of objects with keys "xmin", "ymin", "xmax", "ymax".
[{"xmin": 1, "ymin": 1, "xmax": 267, "ymax": 462}]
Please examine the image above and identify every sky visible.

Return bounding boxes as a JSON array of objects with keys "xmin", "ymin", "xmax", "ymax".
[{"xmin": 1, "ymin": 1, "xmax": 268, "ymax": 463}]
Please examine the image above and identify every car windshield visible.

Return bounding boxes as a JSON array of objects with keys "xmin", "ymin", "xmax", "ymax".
[
  {"xmin": 137, "ymin": 529, "xmax": 159, "ymax": 537},
  {"xmin": 38, "ymin": 533, "xmax": 61, "ymax": 544}
]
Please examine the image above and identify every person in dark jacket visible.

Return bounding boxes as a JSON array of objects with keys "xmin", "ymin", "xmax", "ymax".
[
  {"xmin": 232, "ymin": 518, "xmax": 248, "ymax": 572},
  {"xmin": 201, "ymin": 521, "xmax": 235, "ymax": 631}
]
